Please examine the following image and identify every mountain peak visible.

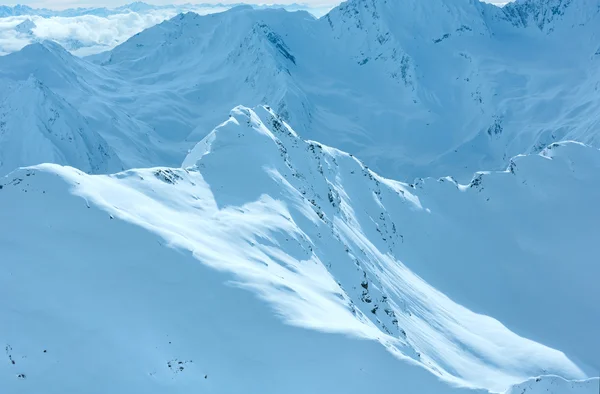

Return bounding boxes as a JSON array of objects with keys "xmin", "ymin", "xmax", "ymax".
[
  {"xmin": 503, "ymin": 0, "xmax": 600, "ymax": 31},
  {"xmin": 10, "ymin": 74, "xmax": 58, "ymax": 106},
  {"xmin": 0, "ymin": 39, "xmax": 93, "ymax": 91},
  {"xmin": 24, "ymin": 73, "xmax": 44, "ymax": 88},
  {"xmin": 15, "ymin": 18, "xmax": 36, "ymax": 35},
  {"xmin": 151, "ymin": 105, "xmax": 600, "ymax": 392},
  {"xmin": 183, "ymin": 105, "xmax": 294, "ymax": 169},
  {"xmin": 0, "ymin": 78, "xmax": 122, "ymax": 176},
  {"xmin": 325, "ymin": 0, "xmax": 495, "ymax": 52},
  {"xmin": 15, "ymin": 40, "xmax": 73, "ymax": 66}
]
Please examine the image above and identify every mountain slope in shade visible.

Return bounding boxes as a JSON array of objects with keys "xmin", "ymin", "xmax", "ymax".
[
  {"xmin": 3, "ymin": 1, "xmax": 600, "ymax": 179},
  {"xmin": 0, "ymin": 41, "xmax": 192, "ymax": 171},
  {"xmin": 502, "ymin": 0, "xmax": 600, "ymax": 31},
  {"xmin": 91, "ymin": 0, "xmax": 600, "ymax": 180},
  {"xmin": 1, "ymin": 106, "xmax": 598, "ymax": 393},
  {"xmin": 0, "ymin": 76, "xmax": 122, "ymax": 176}
]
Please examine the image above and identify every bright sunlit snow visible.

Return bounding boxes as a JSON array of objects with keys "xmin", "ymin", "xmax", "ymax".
[{"xmin": 1, "ymin": 105, "xmax": 599, "ymax": 393}]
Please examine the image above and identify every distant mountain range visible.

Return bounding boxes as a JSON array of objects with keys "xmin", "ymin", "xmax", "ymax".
[{"xmin": 0, "ymin": 2, "xmax": 333, "ymax": 18}]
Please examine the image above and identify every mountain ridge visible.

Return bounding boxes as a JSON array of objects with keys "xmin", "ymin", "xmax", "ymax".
[
  {"xmin": 3, "ymin": 0, "xmax": 600, "ymax": 181},
  {"xmin": 1, "ymin": 104, "xmax": 599, "ymax": 392},
  {"xmin": 0, "ymin": 2, "xmax": 328, "ymax": 18},
  {"xmin": 0, "ymin": 75, "xmax": 122, "ymax": 175}
]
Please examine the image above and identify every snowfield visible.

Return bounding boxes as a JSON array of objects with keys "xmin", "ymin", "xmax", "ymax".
[
  {"xmin": 1, "ymin": 0, "xmax": 599, "ymax": 393},
  {"xmin": 1, "ymin": 106, "xmax": 599, "ymax": 393}
]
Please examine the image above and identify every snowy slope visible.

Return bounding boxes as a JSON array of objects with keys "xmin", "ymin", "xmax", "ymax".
[
  {"xmin": 502, "ymin": 0, "xmax": 599, "ymax": 32},
  {"xmin": 88, "ymin": 0, "xmax": 600, "ymax": 179},
  {"xmin": 0, "ymin": 171, "xmax": 486, "ymax": 394},
  {"xmin": 1, "ymin": 106, "xmax": 598, "ymax": 393},
  {"xmin": 0, "ymin": 76, "xmax": 122, "ymax": 176},
  {"xmin": 0, "ymin": 40, "xmax": 190, "ymax": 171}
]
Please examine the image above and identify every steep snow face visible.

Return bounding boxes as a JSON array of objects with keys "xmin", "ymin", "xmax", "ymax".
[
  {"xmin": 95, "ymin": 7, "xmax": 309, "ymax": 73},
  {"xmin": 87, "ymin": 7, "xmax": 315, "ymax": 151},
  {"xmin": 2, "ymin": 106, "xmax": 598, "ymax": 393},
  {"xmin": 0, "ymin": 76, "xmax": 122, "ymax": 176},
  {"xmin": 503, "ymin": 0, "xmax": 574, "ymax": 29},
  {"xmin": 85, "ymin": 0, "xmax": 600, "ymax": 180},
  {"xmin": 503, "ymin": 0, "xmax": 600, "ymax": 31},
  {"xmin": 317, "ymin": 0, "xmax": 502, "ymax": 176},
  {"xmin": 0, "ymin": 41, "xmax": 90, "ymax": 90},
  {"xmin": 326, "ymin": 0, "xmax": 496, "ymax": 43},
  {"xmin": 186, "ymin": 107, "xmax": 600, "ymax": 379},
  {"xmin": 0, "ymin": 41, "xmax": 192, "ymax": 171},
  {"xmin": 0, "ymin": 172, "xmax": 487, "ymax": 394}
]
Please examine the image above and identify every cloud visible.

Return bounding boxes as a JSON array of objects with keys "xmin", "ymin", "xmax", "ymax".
[
  {"xmin": 0, "ymin": 6, "xmax": 230, "ymax": 56},
  {"xmin": 0, "ymin": 1, "xmax": 509, "ymax": 57},
  {"xmin": 0, "ymin": 19, "xmax": 32, "ymax": 55},
  {"xmin": 0, "ymin": 3, "xmax": 335, "ymax": 56}
]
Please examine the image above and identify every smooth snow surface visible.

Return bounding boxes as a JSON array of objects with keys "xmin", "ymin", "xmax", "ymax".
[{"xmin": 1, "ymin": 106, "xmax": 598, "ymax": 393}]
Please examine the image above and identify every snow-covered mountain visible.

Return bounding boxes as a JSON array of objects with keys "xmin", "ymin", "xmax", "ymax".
[
  {"xmin": 1, "ymin": 0, "xmax": 599, "ymax": 393},
  {"xmin": 0, "ymin": 3, "xmax": 331, "ymax": 57},
  {"xmin": 0, "ymin": 75, "xmax": 122, "ymax": 175},
  {"xmin": 13, "ymin": 18, "xmax": 35, "ymax": 35},
  {"xmin": 1, "ymin": 106, "xmax": 598, "ymax": 393},
  {"xmin": 0, "ymin": 2, "xmax": 330, "ymax": 18},
  {"xmin": 0, "ymin": 40, "xmax": 190, "ymax": 170},
  {"xmin": 2, "ymin": 0, "xmax": 598, "ymax": 179}
]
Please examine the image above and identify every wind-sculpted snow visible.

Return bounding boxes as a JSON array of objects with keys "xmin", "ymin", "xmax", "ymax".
[{"xmin": 1, "ymin": 106, "xmax": 597, "ymax": 393}]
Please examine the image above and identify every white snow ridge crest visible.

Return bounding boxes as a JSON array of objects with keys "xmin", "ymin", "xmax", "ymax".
[{"xmin": 1, "ymin": 105, "xmax": 599, "ymax": 394}]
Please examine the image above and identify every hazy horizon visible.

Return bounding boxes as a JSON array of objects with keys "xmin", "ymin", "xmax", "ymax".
[{"xmin": 2, "ymin": 0, "xmax": 511, "ymax": 11}]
